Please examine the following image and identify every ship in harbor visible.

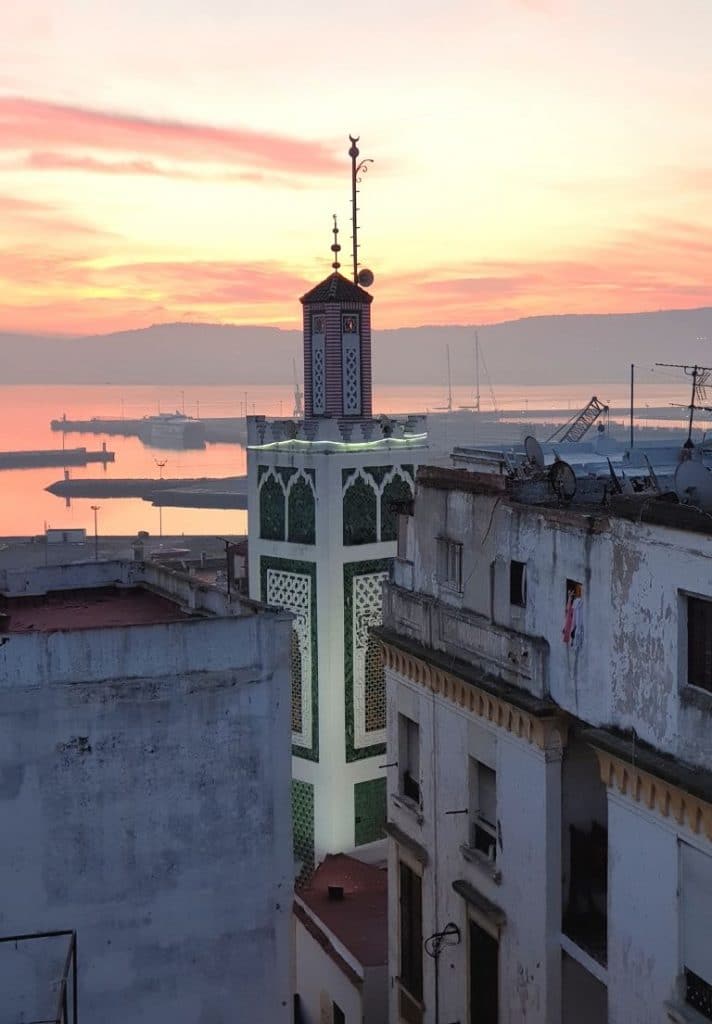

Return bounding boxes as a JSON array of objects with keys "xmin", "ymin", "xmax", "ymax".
[{"xmin": 51, "ymin": 411, "xmax": 246, "ymax": 448}]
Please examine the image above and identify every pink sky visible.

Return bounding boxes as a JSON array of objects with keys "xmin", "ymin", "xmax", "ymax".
[{"xmin": 1, "ymin": 0, "xmax": 711, "ymax": 334}]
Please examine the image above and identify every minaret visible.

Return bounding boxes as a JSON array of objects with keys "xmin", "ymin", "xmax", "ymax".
[
  {"xmin": 301, "ymin": 216, "xmax": 374, "ymax": 419},
  {"xmin": 246, "ymin": 137, "xmax": 427, "ymax": 875}
]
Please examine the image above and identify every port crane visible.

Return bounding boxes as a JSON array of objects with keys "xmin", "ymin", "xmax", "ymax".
[{"xmin": 547, "ymin": 396, "xmax": 609, "ymax": 444}]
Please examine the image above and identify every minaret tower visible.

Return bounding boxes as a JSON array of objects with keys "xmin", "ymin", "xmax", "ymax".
[{"xmin": 246, "ymin": 137, "xmax": 427, "ymax": 875}]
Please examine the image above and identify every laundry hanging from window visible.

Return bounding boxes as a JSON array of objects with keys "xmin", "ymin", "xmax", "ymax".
[{"xmin": 563, "ymin": 580, "xmax": 584, "ymax": 649}]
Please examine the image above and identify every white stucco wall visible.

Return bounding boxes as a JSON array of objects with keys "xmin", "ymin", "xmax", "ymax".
[
  {"xmin": 386, "ymin": 669, "xmax": 564, "ymax": 1024},
  {"xmin": 0, "ymin": 608, "xmax": 293, "ymax": 1024},
  {"xmin": 606, "ymin": 795, "xmax": 681, "ymax": 1024},
  {"xmin": 294, "ymin": 912, "xmax": 363, "ymax": 1024}
]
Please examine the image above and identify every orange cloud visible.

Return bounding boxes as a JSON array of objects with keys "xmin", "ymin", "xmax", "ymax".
[
  {"xmin": 0, "ymin": 96, "xmax": 343, "ymax": 176},
  {"xmin": 1, "ymin": 205, "xmax": 710, "ymax": 335}
]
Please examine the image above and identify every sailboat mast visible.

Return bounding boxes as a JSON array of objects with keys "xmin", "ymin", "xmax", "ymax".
[
  {"xmin": 475, "ymin": 332, "xmax": 481, "ymax": 413},
  {"xmin": 446, "ymin": 345, "xmax": 453, "ymax": 412}
]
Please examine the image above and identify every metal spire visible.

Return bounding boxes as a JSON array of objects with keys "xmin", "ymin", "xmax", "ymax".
[
  {"xmin": 348, "ymin": 135, "xmax": 373, "ymax": 284},
  {"xmin": 331, "ymin": 214, "xmax": 341, "ymax": 271}
]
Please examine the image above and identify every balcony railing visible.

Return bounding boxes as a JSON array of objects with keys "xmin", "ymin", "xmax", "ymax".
[{"xmin": 0, "ymin": 929, "xmax": 77, "ymax": 1024}]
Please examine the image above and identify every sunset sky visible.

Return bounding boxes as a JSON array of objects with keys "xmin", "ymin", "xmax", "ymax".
[{"xmin": 2, "ymin": 0, "xmax": 712, "ymax": 334}]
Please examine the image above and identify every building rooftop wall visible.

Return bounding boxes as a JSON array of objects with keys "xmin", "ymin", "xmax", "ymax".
[{"xmin": 0, "ymin": 559, "xmax": 287, "ymax": 687}]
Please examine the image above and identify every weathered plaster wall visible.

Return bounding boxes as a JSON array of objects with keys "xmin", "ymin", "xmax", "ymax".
[
  {"xmin": 606, "ymin": 796, "xmax": 680, "ymax": 1024},
  {"xmin": 408, "ymin": 481, "xmax": 712, "ymax": 769},
  {"xmin": 0, "ymin": 612, "xmax": 293, "ymax": 1024},
  {"xmin": 386, "ymin": 670, "xmax": 563, "ymax": 1024}
]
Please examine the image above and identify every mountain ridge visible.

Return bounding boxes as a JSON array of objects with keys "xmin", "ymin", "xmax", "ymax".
[{"xmin": 2, "ymin": 305, "xmax": 711, "ymax": 386}]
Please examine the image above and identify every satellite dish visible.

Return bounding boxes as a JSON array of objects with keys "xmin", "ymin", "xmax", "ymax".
[
  {"xmin": 524, "ymin": 435, "xmax": 545, "ymax": 469},
  {"xmin": 357, "ymin": 268, "xmax": 375, "ymax": 288},
  {"xmin": 549, "ymin": 460, "xmax": 577, "ymax": 502},
  {"xmin": 674, "ymin": 460, "xmax": 712, "ymax": 509}
]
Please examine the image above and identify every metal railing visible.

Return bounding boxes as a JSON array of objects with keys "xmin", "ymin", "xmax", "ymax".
[{"xmin": 0, "ymin": 929, "xmax": 77, "ymax": 1024}]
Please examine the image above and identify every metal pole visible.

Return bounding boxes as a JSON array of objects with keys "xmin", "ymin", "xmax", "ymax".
[
  {"xmin": 630, "ymin": 363, "xmax": 634, "ymax": 449},
  {"xmin": 154, "ymin": 460, "xmax": 167, "ymax": 540},
  {"xmin": 90, "ymin": 506, "xmax": 100, "ymax": 560},
  {"xmin": 688, "ymin": 366, "xmax": 698, "ymax": 443},
  {"xmin": 72, "ymin": 931, "xmax": 78, "ymax": 1024},
  {"xmin": 350, "ymin": 138, "xmax": 359, "ymax": 282}
]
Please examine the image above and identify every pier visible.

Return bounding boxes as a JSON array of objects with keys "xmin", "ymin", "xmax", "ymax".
[
  {"xmin": 0, "ymin": 446, "xmax": 115, "ymax": 470},
  {"xmin": 46, "ymin": 474, "xmax": 247, "ymax": 510}
]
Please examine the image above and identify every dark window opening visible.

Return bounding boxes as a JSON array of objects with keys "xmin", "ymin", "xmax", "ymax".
[
  {"xmin": 688, "ymin": 596, "xmax": 712, "ymax": 693},
  {"xmin": 686, "ymin": 968, "xmax": 712, "ymax": 1020},
  {"xmin": 403, "ymin": 771, "xmax": 421, "ymax": 803},
  {"xmin": 333, "ymin": 1002, "xmax": 346, "ymax": 1024},
  {"xmin": 469, "ymin": 919, "xmax": 498, "ymax": 1024},
  {"xmin": 399, "ymin": 861, "xmax": 423, "ymax": 1003},
  {"xmin": 400, "ymin": 715, "xmax": 421, "ymax": 806},
  {"xmin": 563, "ymin": 822, "xmax": 607, "ymax": 966},
  {"xmin": 510, "ymin": 560, "xmax": 527, "ymax": 607},
  {"xmin": 469, "ymin": 759, "xmax": 497, "ymax": 863},
  {"xmin": 438, "ymin": 538, "xmax": 463, "ymax": 592}
]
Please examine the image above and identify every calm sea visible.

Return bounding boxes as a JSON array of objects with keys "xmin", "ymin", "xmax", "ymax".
[{"xmin": 0, "ymin": 380, "xmax": 690, "ymax": 537}]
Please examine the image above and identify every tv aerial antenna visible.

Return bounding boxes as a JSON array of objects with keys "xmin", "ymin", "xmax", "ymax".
[{"xmin": 656, "ymin": 362, "xmax": 712, "ymax": 446}]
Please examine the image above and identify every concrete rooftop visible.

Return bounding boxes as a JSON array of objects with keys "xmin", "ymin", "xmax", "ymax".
[{"xmin": 0, "ymin": 586, "xmax": 197, "ymax": 633}]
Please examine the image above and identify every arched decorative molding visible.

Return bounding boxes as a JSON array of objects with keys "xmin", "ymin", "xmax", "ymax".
[
  {"xmin": 343, "ymin": 473, "xmax": 378, "ymax": 546},
  {"xmin": 341, "ymin": 464, "xmax": 415, "ymax": 543},
  {"xmin": 286, "ymin": 469, "xmax": 316, "ymax": 545},
  {"xmin": 593, "ymin": 747, "xmax": 712, "ymax": 842},
  {"xmin": 381, "ymin": 640, "xmax": 568, "ymax": 754}
]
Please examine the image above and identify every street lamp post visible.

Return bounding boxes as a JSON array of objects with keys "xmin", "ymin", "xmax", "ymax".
[
  {"xmin": 154, "ymin": 459, "xmax": 167, "ymax": 540},
  {"xmin": 90, "ymin": 505, "xmax": 100, "ymax": 560}
]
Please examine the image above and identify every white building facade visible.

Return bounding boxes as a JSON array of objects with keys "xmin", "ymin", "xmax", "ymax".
[
  {"xmin": 247, "ymin": 265, "xmax": 426, "ymax": 870},
  {"xmin": 0, "ymin": 559, "xmax": 293, "ymax": 1024},
  {"xmin": 380, "ymin": 465, "xmax": 712, "ymax": 1024}
]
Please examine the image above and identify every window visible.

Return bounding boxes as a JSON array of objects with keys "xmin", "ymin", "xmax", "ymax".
[
  {"xmin": 510, "ymin": 560, "xmax": 527, "ymax": 607},
  {"xmin": 563, "ymin": 579, "xmax": 584, "ymax": 649},
  {"xmin": 438, "ymin": 538, "xmax": 463, "ymax": 592},
  {"xmin": 563, "ymin": 822, "xmax": 607, "ymax": 965},
  {"xmin": 681, "ymin": 842, "xmax": 712, "ymax": 1020},
  {"xmin": 469, "ymin": 918, "xmax": 498, "ymax": 1024},
  {"xmin": 333, "ymin": 1002, "xmax": 346, "ymax": 1024},
  {"xmin": 687, "ymin": 596, "xmax": 712, "ymax": 694},
  {"xmin": 399, "ymin": 714, "xmax": 421, "ymax": 804},
  {"xmin": 399, "ymin": 861, "xmax": 423, "ymax": 1003},
  {"xmin": 469, "ymin": 759, "xmax": 497, "ymax": 861}
]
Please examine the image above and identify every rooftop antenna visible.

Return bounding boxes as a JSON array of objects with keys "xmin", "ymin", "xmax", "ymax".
[
  {"xmin": 348, "ymin": 135, "xmax": 374, "ymax": 286},
  {"xmin": 656, "ymin": 362, "xmax": 712, "ymax": 446}
]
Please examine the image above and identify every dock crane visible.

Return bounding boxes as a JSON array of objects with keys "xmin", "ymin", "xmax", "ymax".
[{"xmin": 547, "ymin": 396, "xmax": 609, "ymax": 444}]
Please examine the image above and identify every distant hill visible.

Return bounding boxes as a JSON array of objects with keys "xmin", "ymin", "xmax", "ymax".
[{"xmin": 1, "ymin": 306, "xmax": 711, "ymax": 386}]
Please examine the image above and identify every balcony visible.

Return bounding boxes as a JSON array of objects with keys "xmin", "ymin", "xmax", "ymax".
[{"xmin": 383, "ymin": 583, "xmax": 549, "ymax": 698}]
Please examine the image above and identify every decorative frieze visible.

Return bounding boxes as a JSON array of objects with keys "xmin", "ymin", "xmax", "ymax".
[
  {"xmin": 593, "ymin": 747, "xmax": 712, "ymax": 842},
  {"xmin": 381, "ymin": 640, "xmax": 567, "ymax": 753}
]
